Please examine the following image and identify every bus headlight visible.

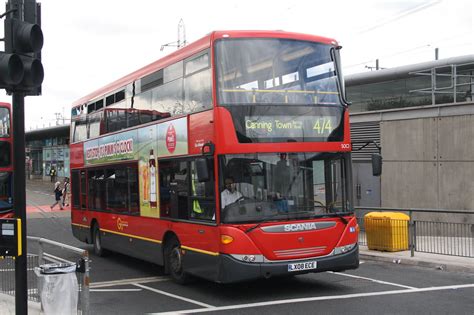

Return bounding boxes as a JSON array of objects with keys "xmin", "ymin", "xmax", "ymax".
[{"xmin": 332, "ymin": 243, "xmax": 356, "ymax": 255}]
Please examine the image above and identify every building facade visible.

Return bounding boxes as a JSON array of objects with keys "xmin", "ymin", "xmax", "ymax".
[
  {"xmin": 26, "ymin": 125, "xmax": 70, "ymax": 180},
  {"xmin": 347, "ymin": 55, "xmax": 474, "ymax": 211}
]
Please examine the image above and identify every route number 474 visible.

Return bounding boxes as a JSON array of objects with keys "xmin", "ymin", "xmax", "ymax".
[{"xmin": 313, "ymin": 119, "xmax": 332, "ymax": 134}]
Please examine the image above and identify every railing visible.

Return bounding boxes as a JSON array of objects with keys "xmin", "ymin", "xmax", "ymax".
[
  {"xmin": 0, "ymin": 254, "xmax": 39, "ymax": 301},
  {"xmin": 0, "ymin": 236, "xmax": 90, "ymax": 314},
  {"xmin": 409, "ymin": 62, "xmax": 474, "ymax": 105},
  {"xmin": 355, "ymin": 207, "xmax": 474, "ymax": 258}
]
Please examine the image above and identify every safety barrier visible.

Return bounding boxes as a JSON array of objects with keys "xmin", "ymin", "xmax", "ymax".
[
  {"xmin": 0, "ymin": 254, "xmax": 39, "ymax": 301},
  {"xmin": 0, "ymin": 236, "xmax": 90, "ymax": 314},
  {"xmin": 356, "ymin": 207, "xmax": 474, "ymax": 258}
]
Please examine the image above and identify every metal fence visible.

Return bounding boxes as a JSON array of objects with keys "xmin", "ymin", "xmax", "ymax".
[
  {"xmin": 409, "ymin": 62, "xmax": 474, "ymax": 105},
  {"xmin": 0, "ymin": 236, "xmax": 90, "ymax": 314},
  {"xmin": 355, "ymin": 207, "xmax": 474, "ymax": 258},
  {"xmin": 0, "ymin": 254, "xmax": 39, "ymax": 301}
]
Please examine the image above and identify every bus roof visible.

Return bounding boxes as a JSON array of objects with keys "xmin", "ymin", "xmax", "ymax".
[{"xmin": 71, "ymin": 30, "xmax": 337, "ymax": 108}]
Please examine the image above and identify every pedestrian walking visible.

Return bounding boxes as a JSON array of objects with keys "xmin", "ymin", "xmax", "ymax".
[
  {"xmin": 51, "ymin": 181, "xmax": 64, "ymax": 210},
  {"xmin": 62, "ymin": 177, "xmax": 70, "ymax": 207},
  {"xmin": 50, "ymin": 167, "xmax": 57, "ymax": 183}
]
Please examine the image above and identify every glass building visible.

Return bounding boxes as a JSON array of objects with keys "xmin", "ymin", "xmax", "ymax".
[
  {"xmin": 346, "ymin": 55, "xmax": 474, "ymax": 113},
  {"xmin": 26, "ymin": 125, "xmax": 70, "ymax": 180}
]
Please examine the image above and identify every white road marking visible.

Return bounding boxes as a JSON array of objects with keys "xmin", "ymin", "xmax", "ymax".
[
  {"xmin": 134, "ymin": 283, "xmax": 215, "ymax": 308},
  {"xmin": 91, "ymin": 288, "xmax": 142, "ymax": 292},
  {"xmin": 152, "ymin": 283, "xmax": 474, "ymax": 314},
  {"xmin": 90, "ymin": 276, "xmax": 169, "ymax": 288},
  {"xmin": 328, "ymin": 271, "xmax": 417, "ymax": 289}
]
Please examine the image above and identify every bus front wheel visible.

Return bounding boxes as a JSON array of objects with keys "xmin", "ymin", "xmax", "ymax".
[{"xmin": 165, "ymin": 238, "xmax": 190, "ymax": 284}]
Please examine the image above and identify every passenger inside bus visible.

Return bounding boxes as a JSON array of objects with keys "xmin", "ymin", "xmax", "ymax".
[{"xmin": 274, "ymin": 153, "xmax": 291, "ymax": 197}]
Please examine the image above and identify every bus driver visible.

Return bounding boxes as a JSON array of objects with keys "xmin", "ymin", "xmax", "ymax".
[{"xmin": 221, "ymin": 177, "xmax": 243, "ymax": 209}]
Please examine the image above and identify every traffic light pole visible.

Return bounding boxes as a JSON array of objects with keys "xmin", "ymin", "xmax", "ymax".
[
  {"xmin": 1, "ymin": 1, "xmax": 43, "ymax": 312},
  {"xmin": 12, "ymin": 91, "xmax": 28, "ymax": 315}
]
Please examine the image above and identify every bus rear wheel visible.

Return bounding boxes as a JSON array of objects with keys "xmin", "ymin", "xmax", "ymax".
[
  {"xmin": 165, "ymin": 238, "xmax": 190, "ymax": 284},
  {"xmin": 93, "ymin": 224, "xmax": 107, "ymax": 257}
]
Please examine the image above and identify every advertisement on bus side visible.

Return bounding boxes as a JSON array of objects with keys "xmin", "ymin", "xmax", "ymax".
[{"xmin": 83, "ymin": 117, "xmax": 188, "ymax": 218}]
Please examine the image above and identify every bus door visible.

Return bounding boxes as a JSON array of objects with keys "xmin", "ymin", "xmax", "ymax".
[
  {"xmin": 71, "ymin": 170, "xmax": 89, "ymax": 223},
  {"xmin": 161, "ymin": 158, "xmax": 219, "ymax": 279}
]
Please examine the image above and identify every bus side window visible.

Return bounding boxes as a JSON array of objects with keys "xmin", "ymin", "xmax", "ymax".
[
  {"xmin": 159, "ymin": 159, "xmax": 215, "ymax": 222},
  {"xmin": 80, "ymin": 170, "xmax": 87, "ymax": 209},
  {"xmin": 160, "ymin": 160, "xmax": 188, "ymax": 220},
  {"xmin": 189, "ymin": 159, "xmax": 215, "ymax": 221},
  {"xmin": 88, "ymin": 169, "xmax": 106, "ymax": 211},
  {"xmin": 128, "ymin": 167, "xmax": 139, "ymax": 215},
  {"xmin": 159, "ymin": 163, "xmax": 171, "ymax": 217},
  {"xmin": 71, "ymin": 170, "xmax": 80, "ymax": 209}
]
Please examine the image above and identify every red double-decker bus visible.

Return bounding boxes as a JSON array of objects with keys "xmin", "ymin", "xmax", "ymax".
[
  {"xmin": 70, "ymin": 30, "xmax": 359, "ymax": 283},
  {"xmin": 0, "ymin": 102, "xmax": 13, "ymax": 218}
]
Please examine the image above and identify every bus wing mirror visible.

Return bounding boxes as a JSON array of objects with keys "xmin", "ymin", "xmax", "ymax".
[
  {"xmin": 196, "ymin": 158, "xmax": 210, "ymax": 182},
  {"xmin": 371, "ymin": 153, "xmax": 382, "ymax": 176},
  {"xmin": 201, "ymin": 141, "xmax": 215, "ymax": 156}
]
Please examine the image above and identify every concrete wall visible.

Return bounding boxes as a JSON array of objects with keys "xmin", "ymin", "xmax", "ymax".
[
  {"xmin": 350, "ymin": 102, "xmax": 474, "ymax": 217},
  {"xmin": 381, "ymin": 114, "xmax": 474, "ymax": 211}
]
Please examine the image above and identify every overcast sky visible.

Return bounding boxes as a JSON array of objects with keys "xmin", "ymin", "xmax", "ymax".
[{"xmin": 1, "ymin": 0, "xmax": 472, "ymax": 130}]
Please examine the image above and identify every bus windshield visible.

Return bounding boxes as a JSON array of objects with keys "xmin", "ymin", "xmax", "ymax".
[
  {"xmin": 215, "ymin": 38, "xmax": 341, "ymax": 106},
  {"xmin": 219, "ymin": 152, "xmax": 350, "ymax": 224},
  {"xmin": 0, "ymin": 107, "xmax": 10, "ymax": 137}
]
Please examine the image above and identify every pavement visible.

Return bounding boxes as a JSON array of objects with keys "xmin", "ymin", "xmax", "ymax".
[
  {"xmin": 0, "ymin": 179, "xmax": 472, "ymax": 313},
  {"xmin": 359, "ymin": 245, "xmax": 473, "ymax": 273},
  {"xmin": 24, "ymin": 178, "xmax": 71, "ymax": 214},
  {"xmin": 0, "ymin": 293, "xmax": 41, "ymax": 315}
]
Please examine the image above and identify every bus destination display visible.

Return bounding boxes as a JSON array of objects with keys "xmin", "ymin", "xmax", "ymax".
[{"xmin": 244, "ymin": 115, "xmax": 338, "ymax": 139}]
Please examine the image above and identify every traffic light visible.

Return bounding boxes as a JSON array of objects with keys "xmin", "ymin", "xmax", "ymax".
[
  {"xmin": 0, "ymin": 52, "xmax": 24, "ymax": 87},
  {"xmin": 1, "ymin": 0, "xmax": 43, "ymax": 94}
]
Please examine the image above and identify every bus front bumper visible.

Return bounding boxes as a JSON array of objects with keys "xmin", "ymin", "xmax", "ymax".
[{"xmin": 217, "ymin": 244, "xmax": 359, "ymax": 283}]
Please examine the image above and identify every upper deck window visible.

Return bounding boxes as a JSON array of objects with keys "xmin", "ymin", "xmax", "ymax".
[
  {"xmin": 185, "ymin": 53, "xmax": 209, "ymax": 76},
  {"xmin": 164, "ymin": 61, "xmax": 183, "ymax": 83},
  {"xmin": 215, "ymin": 39, "xmax": 342, "ymax": 106},
  {"xmin": 142, "ymin": 70, "xmax": 164, "ymax": 92},
  {"xmin": 72, "ymin": 118, "xmax": 88, "ymax": 142},
  {"xmin": 0, "ymin": 108, "xmax": 10, "ymax": 137}
]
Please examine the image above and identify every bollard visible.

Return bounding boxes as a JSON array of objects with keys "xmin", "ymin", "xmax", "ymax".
[{"xmin": 409, "ymin": 210, "xmax": 415, "ymax": 257}]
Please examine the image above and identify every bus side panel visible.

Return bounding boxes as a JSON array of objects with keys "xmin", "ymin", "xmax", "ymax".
[
  {"xmin": 188, "ymin": 110, "xmax": 214, "ymax": 155},
  {"xmin": 182, "ymin": 249, "xmax": 220, "ymax": 282},
  {"xmin": 172, "ymin": 221, "xmax": 220, "ymax": 281},
  {"xmin": 70, "ymin": 143, "xmax": 84, "ymax": 169},
  {"xmin": 97, "ymin": 213, "xmax": 166, "ymax": 265},
  {"xmin": 71, "ymin": 224, "xmax": 89, "ymax": 243},
  {"xmin": 102, "ymin": 230, "xmax": 163, "ymax": 265}
]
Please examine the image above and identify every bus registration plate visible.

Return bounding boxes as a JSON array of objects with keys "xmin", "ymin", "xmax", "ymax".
[{"xmin": 287, "ymin": 261, "xmax": 317, "ymax": 272}]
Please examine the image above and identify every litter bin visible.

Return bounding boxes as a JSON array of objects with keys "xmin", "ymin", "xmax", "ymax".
[
  {"xmin": 364, "ymin": 212, "xmax": 409, "ymax": 251},
  {"xmin": 35, "ymin": 262, "xmax": 79, "ymax": 315}
]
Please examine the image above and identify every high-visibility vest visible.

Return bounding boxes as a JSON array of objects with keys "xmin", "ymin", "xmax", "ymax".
[{"xmin": 191, "ymin": 175, "xmax": 203, "ymax": 214}]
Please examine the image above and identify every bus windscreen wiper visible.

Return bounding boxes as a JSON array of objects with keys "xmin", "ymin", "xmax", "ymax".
[
  {"xmin": 330, "ymin": 212, "xmax": 349, "ymax": 225},
  {"xmin": 245, "ymin": 212, "xmax": 285, "ymax": 234}
]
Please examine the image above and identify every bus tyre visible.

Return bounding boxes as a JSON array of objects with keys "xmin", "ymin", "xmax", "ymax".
[
  {"xmin": 165, "ymin": 238, "xmax": 190, "ymax": 284},
  {"xmin": 93, "ymin": 224, "xmax": 107, "ymax": 257}
]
